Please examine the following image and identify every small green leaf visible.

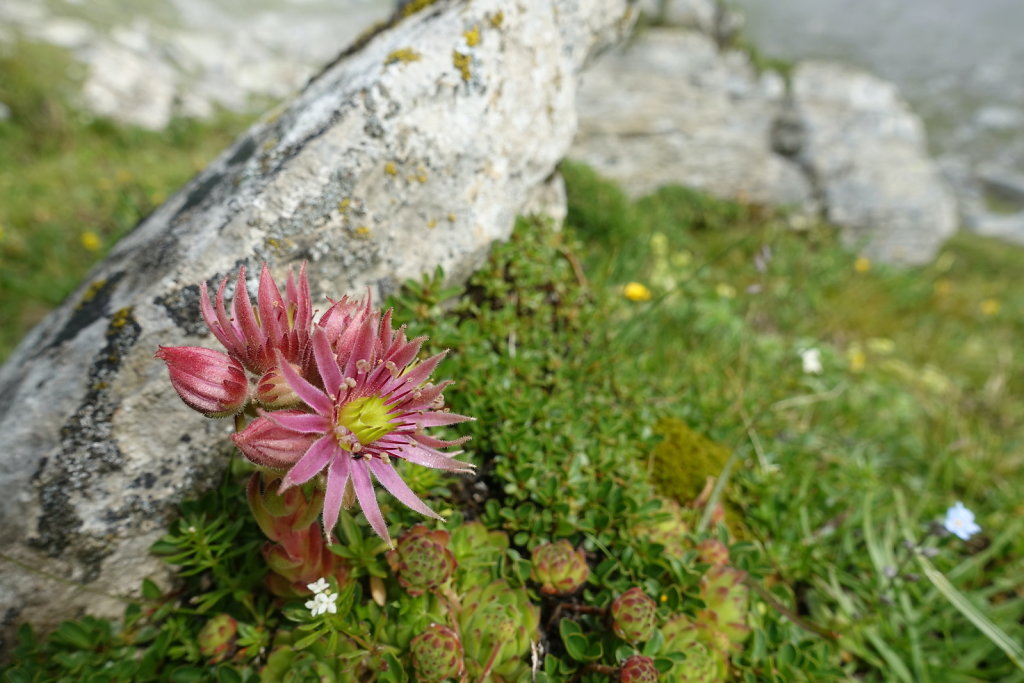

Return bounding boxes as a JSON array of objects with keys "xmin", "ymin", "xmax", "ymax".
[{"xmin": 294, "ymin": 629, "xmax": 324, "ymax": 651}]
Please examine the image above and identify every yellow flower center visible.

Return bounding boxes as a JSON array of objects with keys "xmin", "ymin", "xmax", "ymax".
[{"xmin": 337, "ymin": 396, "xmax": 396, "ymax": 450}]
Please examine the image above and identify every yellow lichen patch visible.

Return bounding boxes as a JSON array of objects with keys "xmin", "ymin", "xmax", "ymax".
[
  {"xmin": 488, "ymin": 11, "xmax": 504, "ymax": 29},
  {"xmin": 401, "ymin": 0, "xmax": 439, "ymax": 17},
  {"xmin": 385, "ymin": 48, "xmax": 422, "ymax": 66},
  {"xmin": 338, "ymin": 198, "xmax": 352, "ymax": 213},
  {"xmin": 415, "ymin": 167, "xmax": 429, "ymax": 183},
  {"xmin": 385, "ymin": 162, "xmax": 398, "ymax": 176},
  {"xmin": 355, "ymin": 226, "xmax": 371, "ymax": 238},
  {"xmin": 266, "ymin": 237, "xmax": 280, "ymax": 249},
  {"xmin": 76, "ymin": 279, "xmax": 108, "ymax": 310},
  {"xmin": 452, "ymin": 50, "xmax": 472, "ymax": 81},
  {"xmin": 447, "ymin": 213, "xmax": 456, "ymax": 222},
  {"xmin": 427, "ymin": 218, "xmax": 438, "ymax": 229},
  {"xmin": 108, "ymin": 307, "xmax": 133, "ymax": 333},
  {"xmin": 464, "ymin": 25, "xmax": 481, "ymax": 47}
]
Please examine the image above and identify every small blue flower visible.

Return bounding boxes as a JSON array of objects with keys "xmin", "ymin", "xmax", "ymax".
[{"xmin": 943, "ymin": 501, "xmax": 981, "ymax": 541}]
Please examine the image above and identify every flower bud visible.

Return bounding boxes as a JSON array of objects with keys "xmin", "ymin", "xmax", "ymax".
[
  {"xmin": 155, "ymin": 346, "xmax": 249, "ymax": 417},
  {"xmin": 255, "ymin": 363, "xmax": 302, "ymax": 409},
  {"xmin": 232, "ymin": 412, "xmax": 317, "ymax": 469}
]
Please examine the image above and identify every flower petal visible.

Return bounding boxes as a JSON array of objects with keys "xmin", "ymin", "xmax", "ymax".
[
  {"xmin": 281, "ymin": 435, "xmax": 336, "ymax": 489},
  {"xmin": 369, "ymin": 458, "xmax": 442, "ymax": 520},
  {"xmin": 398, "ymin": 444, "xmax": 474, "ymax": 473},
  {"xmin": 277, "ymin": 349, "xmax": 334, "ymax": 416},
  {"xmin": 398, "ymin": 351, "xmax": 447, "ymax": 388},
  {"xmin": 407, "ymin": 411, "xmax": 474, "ymax": 428},
  {"xmin": 321, "ymin": 455, "xmax": 351, "ymax": 540},
  {"xmin": 351, "ymin": 458, "xmax": 391, "ymax": 546},
  {"xmin": 262, "ymin": 410, "xmax": 329, "ymax": 434},
  {"xmin": 313, "ymin": 327, "xmax": 343, "ymax": 397}
]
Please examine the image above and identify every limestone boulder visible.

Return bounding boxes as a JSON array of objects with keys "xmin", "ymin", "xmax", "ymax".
[
  {"xmin": 789, "ymin": 61, "xmax": 958, "ymax": 264},
  {"xmin": 0, "ymin": 0, "xmax": 634, "ymax": 643},
  {"xmin": 571, "ymin": 28, "xmax": 813, "ymax": 209}
]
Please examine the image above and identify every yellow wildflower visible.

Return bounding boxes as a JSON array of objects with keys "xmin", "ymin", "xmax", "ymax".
[
  {"xmin": 980, "ymin": 299, "xmax": 1001, "ymax": 316},
  {"xmin": 623, "ymin": 282, "xmax": 652, "ymax": 302},
  {"xmin": 81, "ymin": 231, "xmax": 102, "ymax": 252},
  {"xmin": 854, "ymin": 256, "xmax": 871, "ymax": 273},
  {"xmin": 847, "ymin": 346, "xmax": 866, "ymax": 373}
]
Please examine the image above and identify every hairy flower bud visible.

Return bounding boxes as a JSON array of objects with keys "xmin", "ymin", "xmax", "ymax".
[
  {"xmin": 619, "ymin": 655, "xmax": 659, "ymax": 683},
  {"xmin": 410, "ymin": 624, "xmax": 465, "ymax": 683},
  {"xmin": 254, "ymin": 363, "xmax": 301, "ymax": 409},
  {"xmin": 155, "ymin": 345, "xmax": 249, "ymax": 417},
  {"xmin": 232, "ymin": 412, "xmax": 317, "ymax": 470},
  {"xmin": 611, "ymin": 588, "xmax": 658, "ymax": 644},
  {"xmin": 386, "ymin": 525, "xmax": 456, "ymax": 596},
  {"xmin": 530, "ymin": 540, "xmax": 589, "ymax": 595}
]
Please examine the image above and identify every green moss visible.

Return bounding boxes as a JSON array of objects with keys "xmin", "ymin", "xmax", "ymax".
[{"xmin": 650, "ymin": 417, "xmax": 729, "ymax": 503}]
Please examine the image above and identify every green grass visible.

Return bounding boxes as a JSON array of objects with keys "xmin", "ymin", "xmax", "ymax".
[
  {"xmin": 564, "ymin": 160, "xmax": 1024, "ymax": 680},
  {"xmin": 0, "ymin": 40, "xmax": 254, "ymax": 360}
]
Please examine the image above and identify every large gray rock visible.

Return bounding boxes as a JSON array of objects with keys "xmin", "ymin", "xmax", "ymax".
[
  {"xmin": 571, "ymin": 26, "xmax": 958, "ymax": 264},
  {"xmin": 0, "ymin": 0, "xmax": 634, "ymax": 642},
  {"xmin": 571, "ymin": 28, "xmax": 814, "ymax": 209},
  {"xmin": 789, "ymin": 61, "xmax": 958, "ymax": 264}
]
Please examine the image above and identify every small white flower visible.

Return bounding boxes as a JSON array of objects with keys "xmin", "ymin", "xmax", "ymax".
[
  {"xmin": 307, "ymin": 577, "xmax": 330, "ymax": 595},
  {"xmin": 304, "ymin": 590, "xmax": 339, "ymax": 617},
  {"xmin": 799, "ymin": 348, "xmax": 823, "ymax": 375},
  {"xmin": 943, "ymin": 501, "xmax": 981, "ymax": 541}
]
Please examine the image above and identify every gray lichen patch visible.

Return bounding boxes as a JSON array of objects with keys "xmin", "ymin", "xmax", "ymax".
[
  {"xmin": 154, "ymin": 284, "xmax": 206, "ymax": 337},
  {"xmin": 50, "ymin": 271, "xmax": 126, "ymax": 350},
  {"xmin": 30, "ymin": 307, "xmax": 141, "ymax": 568}
]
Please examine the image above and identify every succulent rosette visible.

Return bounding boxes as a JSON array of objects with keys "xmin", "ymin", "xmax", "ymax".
[
  {"xmin": 661, "ymin": 614, "xmax": 727, "ymax": 682},
  {"xmin": 619, "ymin": 655, "xmax": 659, "ymax": 683},
  {"xmin": 410, "ymin": 624, "xmax": 465, "ymax": 682},
  {"xmin": 610, "ymin": 587, "xmax": 658, "ymax": 644},
  {"xmin": 530, "ymin": 540, "xmax": 589, "ymax": 595},
  {"xmin": 696, "ymin": 566, "xmax": 750, "ymax": 651},
  {"xmin": 387, "ymin": 525, "xmax": 457, "ymax": 596},
  {"xmin": 233, "ymin": 299, "xmax": 474, "ymax": 546},
  {"xmin": 197, "ymin": 614, "xmax": 237, "ymax": 664}
]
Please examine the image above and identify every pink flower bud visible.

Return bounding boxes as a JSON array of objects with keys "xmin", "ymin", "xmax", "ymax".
[
  {"xmin": 232, "ymin": 412, "xmax": 317, "ymax": 469},
  {"xmin": 254, "ymin": 364, "xmax": 301, "ymax": 409},
  {"xmin": 155, "ymin": 346, "xmax": 249, "ymax": 417}
]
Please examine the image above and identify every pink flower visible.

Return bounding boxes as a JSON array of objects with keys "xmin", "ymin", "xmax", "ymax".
[
  {"xmin": 200, "ymin": 263, "xmax": 313, "ymax": 376},
  {"xmin": 233, "ymin": 303, "xmax": 474, "ymax": 546},
  {"xmin": 155, "ymin": 346, "xmax": 249, "ymax": 417}
]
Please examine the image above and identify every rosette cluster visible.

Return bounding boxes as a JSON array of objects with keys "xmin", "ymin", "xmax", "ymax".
[{"xmin": 157, "ymin": 263, "xmax": 473, "ymax": 546}]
